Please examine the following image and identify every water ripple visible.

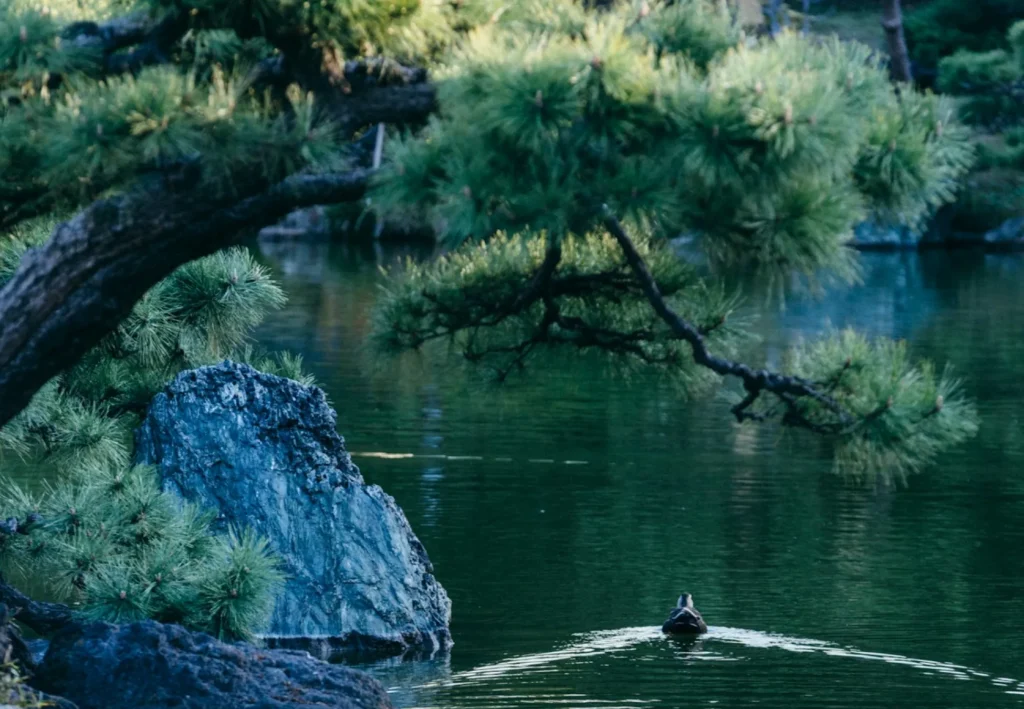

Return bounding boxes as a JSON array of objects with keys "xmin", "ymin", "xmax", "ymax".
[{"xmin": 413, "ymin": 626, "xmax": 1020, "ymax": 698}]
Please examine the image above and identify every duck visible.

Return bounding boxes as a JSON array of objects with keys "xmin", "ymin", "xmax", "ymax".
[{"xmin": 662, "ymin": 593, "xmax": 708, "ymax": 635}]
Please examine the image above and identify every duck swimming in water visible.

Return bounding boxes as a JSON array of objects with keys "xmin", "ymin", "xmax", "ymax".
[{"xmin": 662, "ymin": 593, "xmax": 708, "ymax": 635}]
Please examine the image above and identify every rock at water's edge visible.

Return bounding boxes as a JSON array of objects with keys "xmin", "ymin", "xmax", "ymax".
[
  {"xmin": 984, "ymin": 216, "xmax": 1024, "ymax": 248},
  {"xmin": 134, "ymin": 361, "xmax": 452, "ymax": 660},
  {"xmin": 33, "ymin": 620, "xmax": 393, "ymax": 709},
  {"xmin": 0, "ymin": 604, "xmax": 75, "ymax": 709}
]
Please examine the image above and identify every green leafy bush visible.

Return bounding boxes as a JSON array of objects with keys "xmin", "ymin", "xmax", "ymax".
[{"xmin": 951, "ymin": 169, "xmax": 1024, "ymax": 232}]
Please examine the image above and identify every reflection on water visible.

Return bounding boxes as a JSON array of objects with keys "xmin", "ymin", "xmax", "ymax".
[{"xmin": 254, "ymin": 243, "xmax": 1024, "ymax": 708}]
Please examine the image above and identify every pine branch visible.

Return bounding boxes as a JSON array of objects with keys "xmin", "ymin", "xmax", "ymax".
[
  {"xmin": 0, "ymin": 576, "xmax": 74, "ymax": 636},
  {"xmin": 58, "ymin": 10, "xmax": 438, "ymax": 134},
  {"xmin": 0, "ymin": 167, "xmax": 372, "ymax": 430},
  {"xmin": 601, "ymin": 209, "xmax": 853, "ymax": 434},
  {"xmin": 61, "ymin": 10, "xmax": 189, "ymax": 75}
]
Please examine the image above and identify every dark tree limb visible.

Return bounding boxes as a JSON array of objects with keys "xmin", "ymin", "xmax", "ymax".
[
  {"xmin": 881, "ymin": 0, "xmax": 913, "ymax": 83},
  {"xmin": 63, "ymin": 10, "xmax": 190, "ymax": 75},
  {"xmin": 0, "ymin": 577, "xmax": 73, "ymax": 637},
  {"xmin": 329, "ymin": 83, "xmax": 437, "ymax": 136},
  {"xmin": 0, "ymin": 168, "xmax": 372, "ymax": 430},
  {"xmin": 601, "ymin": 210, "xmax": 853, "ymax": 433}
]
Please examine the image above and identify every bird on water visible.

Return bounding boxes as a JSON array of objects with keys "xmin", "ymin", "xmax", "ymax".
[{"xmin": 662, "ymin": 593, "xmax": 708, "ymax": 635}]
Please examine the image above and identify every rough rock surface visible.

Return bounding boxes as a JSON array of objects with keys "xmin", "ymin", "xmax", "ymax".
[
  {"xmin": 0, "ymin": 603, "xmax": 37, "ymax": 676},
  {"xmin": 851, "ymin": 212, "xmax": 1024, "ymax": 251},
  {"xmin": 32, "ymin": 621, "xmax": 393, "ymax": 709},
  {"xmin": 0, "ymin": 604, "xmax": 75, "ymax": 709},
  {"xmin": 135, "ymin": 361, "xmax": 452, "ymax": 660},
  {"xmin": 851, "ymin": 219, "xmax": 920, "ymax": 249},
  {"xmin": 258, "ymin": 206, "xmax": 333, "ymax": 242},
  {"xmin": 984, "ymin": 216, "xmax": 1024, "ymax": 247}
]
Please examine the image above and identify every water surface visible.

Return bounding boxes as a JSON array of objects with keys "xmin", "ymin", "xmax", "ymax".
[{"xmin": 255, "ymin": 244, "xmax": 1024, "ymax": 708}]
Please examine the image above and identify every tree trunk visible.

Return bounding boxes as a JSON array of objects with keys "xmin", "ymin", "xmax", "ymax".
[{"xmin": 882, "ymin": 0, "xmax": 913, "ymax": 83}]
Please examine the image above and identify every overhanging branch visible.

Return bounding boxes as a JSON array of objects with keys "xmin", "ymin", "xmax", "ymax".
[
  {"xmin": 63, "ymin": 10, "xmax": 190, "ymax": 75},
  {"xmin": 601, "ymin": 209, "xmax": 853, "ymax": 433},
  {"xmin": 0, "ymin": 576, "xmax": 73, "ymax": 636},
  {"xmin": 0, "ymin": 168, "xmax": 372, "ymax": 429}
]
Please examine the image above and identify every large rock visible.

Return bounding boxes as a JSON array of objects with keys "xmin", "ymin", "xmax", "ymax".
[
  {"xmin": 984, "ymin": 216, "xmax": 1024, "ymax": 249},
  {"xmin": 33, "ymin": 620, "xmax": 393, "ymax": 709},
  {"xmin": 0, "ymin": 604, "xmax": 75, "ymax": 709},
  {"xmin": 851, "ymin": 219, "xmax": 919, "ymax": 250},
  {"xmin": 135, "ymin": 361, "xmax": 452, "ymax": 660}
]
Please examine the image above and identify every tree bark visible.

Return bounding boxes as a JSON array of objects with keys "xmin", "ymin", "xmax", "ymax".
[
  {"xmin": 0, "ymin": 169, "xmax": 372, "ymax": 430},
  {"xmin": 0, "ymin": 577, "xmax": 74, "ymax": 637},
  {"xmin": 882, "ymin": 0, "xmax": 913, "ymax": 83},
  {"xmin": 0, "ymin": 10, "xmax": 440, "ymax": 431}
]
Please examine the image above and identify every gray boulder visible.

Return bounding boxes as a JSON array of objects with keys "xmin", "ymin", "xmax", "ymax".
[
  {"xmin": 33, "ymin": 620, "xmax": 393, "ymax": 709},
  {"xmin": 984, "ymin": 216, "xmax": 1024, "ymax": 248},
  {"xmin": 135, "ymin": 361, "xmax": 452, "ymax": 661},
  {"xmin": 850, "ymin": 219, "xmax": 919, "ymax": 249}
]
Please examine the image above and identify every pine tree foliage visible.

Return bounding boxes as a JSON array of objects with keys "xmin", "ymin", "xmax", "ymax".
[
  {"xmin": 370, "ymin": 0, "xmax": 979, "ymax": 480},
  {"xmin": 0, "ymin": 0, "xmax": 985, "ymax": 497},
  {"xmin": 0, "ymin": 218, "xmax": 302, "ymax": 470},
  {"xmin": 372, "ymin": 4, "xmax": 972, "ymax": 270},
  {"xmin": 937, "ymin": 21, "xmax": 1024, "ymax": 127},
  {"xmin": 0, "ymin": 216, "xmax": 296, "ymax": 639},
  {"xmin": 0, "ymin": 465, "xmax": 284, "ymax": 640},
  {"xmin": 766, "ymin": 330, "xmax": 978, "ymax": 478},
  {"xmin": 1, "ymin": 63, "xmax": 340, "ymax": 224},
  {"xmin": 376, "ymin": 230, "xmax": 744, "ymax": 386}
]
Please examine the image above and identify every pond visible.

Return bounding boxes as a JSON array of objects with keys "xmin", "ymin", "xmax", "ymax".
[{"xmin": 254, "ymin": 243, "xmax": 1024, "ymax": 709}]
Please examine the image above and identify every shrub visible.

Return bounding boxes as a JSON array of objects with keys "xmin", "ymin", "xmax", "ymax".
[{"xmin": 906, "ymin": 0, "xmax": 1024, "ymax": 71}]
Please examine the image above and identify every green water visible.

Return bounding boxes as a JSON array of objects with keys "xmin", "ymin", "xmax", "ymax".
[{"xmin": 256, "ymin": 244, "xmax": 1024, "ymax": 709}]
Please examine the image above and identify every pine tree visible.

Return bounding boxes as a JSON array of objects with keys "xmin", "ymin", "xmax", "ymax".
[
  {"xmin": 0, "ymin": 0, "xmax": 987, "ymax": 650},
  {"xmin": 936, "ymin": 20, "xmax": 1024, "ymax": 128},
  {"xmin": 370, "ymin": 0, "xmax": 979, "ymax": 480},
  {"xmin": 0, "ymin": 217, "xmax": 290, "ymax": 640}
]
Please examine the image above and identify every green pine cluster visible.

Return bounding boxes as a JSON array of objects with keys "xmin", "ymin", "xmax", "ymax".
[
  {"xmin": 375, "ymin": 230, "xmax": 745, "ymax": 386},
  {"xmin": 0, "ymin": 467, "xmax": 283, "ymax": 640},
  {"xmin": 776, "ymin": 330, "xmax": 978, "ymax": 480},
  {"xmin": 371, "ymin": 0, "xmax": 979, "ymax": 479},
  {"xmin": 372, "ymin": 2, "xmax": 973, "ymax": 264},
  {"xmin": 0, "ymin": 218, "xmax": 297, "ymax": 640},
  {"xmin": 937, "ymin": 21, "xmax": 1024, "ymax": 128},
  {"xmin": 0, "ymin": 0, "xmax": 988, "ymax": 495},
  {"xmin": 905, "ymin": 0, "xmax": 1024, "ymax": 72}
]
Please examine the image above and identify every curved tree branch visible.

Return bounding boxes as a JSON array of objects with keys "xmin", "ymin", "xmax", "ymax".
[
  {"xmin": 0, "ymin": 577, "xmax": 73, "ymax": 637},
  {"xmin": 601, "ymin": 210, "xmax": 853, "ymax": 433},
  {"xmin": 63, "ymin": 10, "xmax": 190, "ymax": 75},
  {"xmin": 0, "ymin": 168, "xmax": 372, "ymax": 429}
]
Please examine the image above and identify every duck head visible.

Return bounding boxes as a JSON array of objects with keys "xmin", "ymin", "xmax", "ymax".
[{"xmin": 662, "ymin": 592, "xmax": 708, "ymax": 635}]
